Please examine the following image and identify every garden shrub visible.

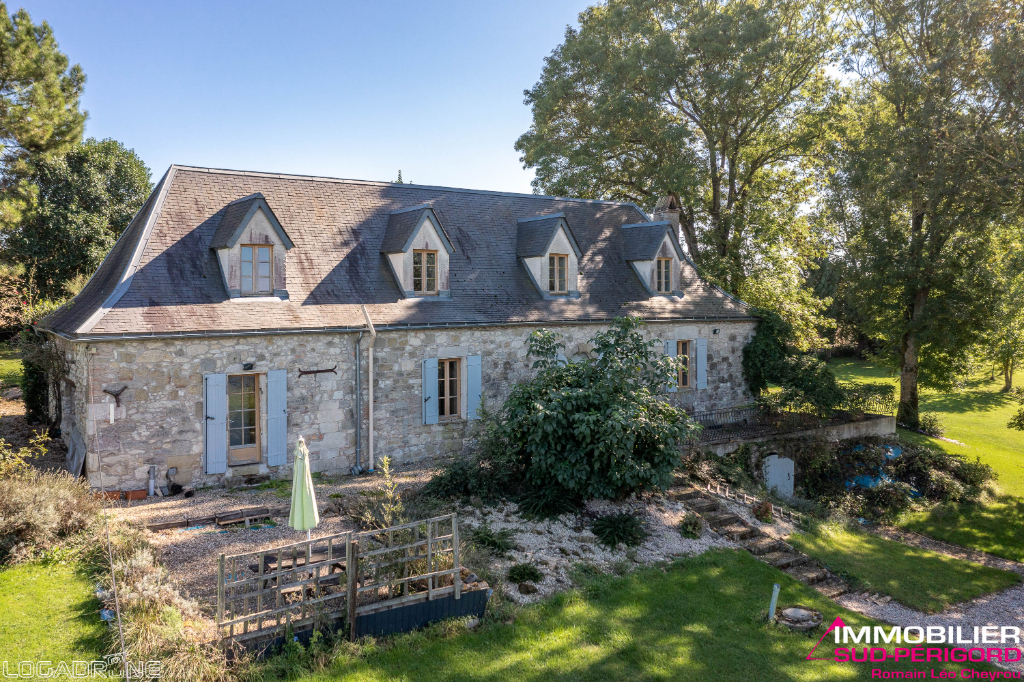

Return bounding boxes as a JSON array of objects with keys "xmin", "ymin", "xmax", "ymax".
[
  {"xmin": 591, "ymin": 513, "xmax": 648, "ymax": 548},
  {"xmin": 0, "ymin": 468, "xmax": 100, "ymax": 563},
  {"xmin": 917, "ymin": 413, "xmax": 945, "ymax": 437},
  {"xmin": 425, "ymin": 318, "xmax": 699, "ymax": 504},
  {"xmin": 507, "ymin": 563, "xmax": 543, "ymax": 584},
  {"xmin": 468, "ymin": 522, "xmax": 516, "ymax": 556},
  {"xmin": 752, "ymin": 499, "xmax": 773, "ymax": 523},
  {"xmin": 0, "ymin": 431, "xmax": 48, "ymax": 478},
  {"xmin": 862, "ymin": 481, "xmax": 915, "ymax": 520},
  {"xmin": 20, "ymin": 357, "xmax": 48, "ymax": 424},
  {"xmin": 677, "ymin": 513, "xmax": 703, "ymax": 539}
]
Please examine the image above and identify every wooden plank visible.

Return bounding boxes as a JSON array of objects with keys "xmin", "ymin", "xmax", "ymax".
[
  {"xmin": 217, "ymin": 555, "xmax": 225, "ymax": 626},
  {"xmin": 453, "ymin": 514, "xmax": 461, "ymax": 601},
  {"xmin": 347, "ymin": 540, "xmax": 358, "ymax": 642}
]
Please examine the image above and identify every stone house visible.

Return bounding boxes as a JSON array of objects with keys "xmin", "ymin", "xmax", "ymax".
[{"xmin": 40, "ymin": 165, "xmax": 756, "ymax": 491}]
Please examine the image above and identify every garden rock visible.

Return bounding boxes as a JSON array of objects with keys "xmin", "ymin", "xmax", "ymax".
[{"xmin": 518, "ymin": 582, "xmax": 539, "ymax": 595}]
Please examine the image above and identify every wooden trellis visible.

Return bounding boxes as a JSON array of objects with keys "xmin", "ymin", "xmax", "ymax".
[{"xmin": 216, "ymin": 513, "xmax": 462, "ymax": 644}]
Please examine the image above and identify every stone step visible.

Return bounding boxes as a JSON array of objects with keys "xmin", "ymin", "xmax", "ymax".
[
  {"xmin": 704, "ymin": 511, "xmax": 741, "ymax": 528},
  {"xmin": 813, "ymin": 578, "xmax": 849, "ymax": 598},
  {"xmin": 743, "ymin": 535, "xmax": 783, "ymax": 556},
  {"xmin": 763, "ymin": 551, "xmax": 808, "ymax": 570},
  {"xmin": 718, "ymin": 522, "xmax": 757, "ymax": 541},
  {"xmin": 785, "ymin": 564, "xmax": 828, "ymax": 585},
  {"xmin": 668, "ymin": 487, "xmax": 703, "ymax": 501},
  {"xmin": 687, "ymin": 499, "xmax": 719, "ymax": 513}
]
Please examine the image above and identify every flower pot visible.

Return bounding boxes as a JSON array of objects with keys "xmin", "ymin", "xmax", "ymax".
[
  {"xmin": 98, "ymin": 490, "xmax": 122, "ymax": 501},
  {"xmin": 125, "ymin": 489, "xmax": 148, "ymax": 501}
]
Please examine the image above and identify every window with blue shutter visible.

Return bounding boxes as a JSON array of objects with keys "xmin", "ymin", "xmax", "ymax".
[
  {"xmin": 266, "ymin": 369, "xmax": 287, "ymax": 466},
  {"xmin": 422, "ymin": 358, "xmax": 439, "ymax": 424},
  {"xmin": 696, "ymin": 337, "xmax": 708, "ymax": 389},
  {"xmin": 203, "ymin": 373, "xmax": 227, "ymax": 474},
  {"xmin": 467, "ymin": 355, "xmax": 482, "ymax": 419},
  {"xmin": 664, "ymin": 341, "xmax": 678, "ymax": 393}
]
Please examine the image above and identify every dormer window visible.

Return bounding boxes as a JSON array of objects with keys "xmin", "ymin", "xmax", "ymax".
[
  {"xmin": 381, "ymin": 205, "xmax": 455, "ymax": 299},
  {"xmin": 210, "ymin": 193, "xmax": 294, "ymax": 300},
  {"xmin": 413, "ymin": 250, "xmax": 438, "ymax": 294},
  {"xmin": 549, "ymin": 254, "xmax": 568, "ymax": 294},
  {"xmin": 241, "ymin": 245, "xmax": 273, "ymax": 295},
  {"xmin": 656, "ymin": 258, "xmax": 672, "ymax": 293},
  {"xmin": 517, "ymin": 214, "xmax": 583, "ymax": 300}
]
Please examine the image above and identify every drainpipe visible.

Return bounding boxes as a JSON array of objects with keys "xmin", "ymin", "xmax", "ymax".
[
  {"xmin": 353, "ymin": 331, "xmax": 363, "ymax": 475},
  {"xmin": 361, "ymin": 305, "xmax": 377, "ymax": 472}
]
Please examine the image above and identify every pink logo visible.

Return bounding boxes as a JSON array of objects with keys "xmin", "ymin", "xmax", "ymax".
[{"xmin": 807, "ymin": 617, "xmax": 847, "ymax": 660}]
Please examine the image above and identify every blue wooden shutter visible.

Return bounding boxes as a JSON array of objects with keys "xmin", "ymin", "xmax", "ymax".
[
  {"xmin": 422, "ymin": 358, "xmax": 438, "ymax": 424},
  {"xmin": 696, "ymin": 337, "xmax": 708, "ymax": 389},
  {"xmin": 266, "ymin": 369, "xmax": 288, "ymax": 466},
  {"xmin": 203, "ymin": 373, "xmax": 227, "ymax": 474},
  {"xmin": 467, "ymin": 355, "xmax": 482, "ymax": 419},
  {"xmin": 664, "ymin": 340, "xmax": 678, "ymax": 393}
]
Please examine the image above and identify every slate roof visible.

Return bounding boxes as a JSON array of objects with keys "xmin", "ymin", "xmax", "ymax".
[
  {"xmin": 42, "ymin": 165, "xmax": 752, "ymax": 339},
  {"xmin": 516, "ymin": 214, "xmax": 582, "ymax": 258},
  {"xmin": 209, "ymin": 193, "xmax": 264, "ymax": 248},
  {"xmin": 621, "ymin": 222, "xmax": 684, "ymax": 261},
  {"xmin": 380, "ymin": 205, "xmax": 452, "ymax": 254}
]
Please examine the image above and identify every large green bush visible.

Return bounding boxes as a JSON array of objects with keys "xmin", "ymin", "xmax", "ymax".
[{"xmin": 425, "ymin": 317, "xmax": 699, "ymax": 504}]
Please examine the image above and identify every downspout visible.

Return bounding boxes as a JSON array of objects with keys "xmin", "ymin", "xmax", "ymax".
[
  {"xmin": 352, "ymin": 331, "xmax": 363, "ymax": 475},
  {"xmin": 361, "ymin": 305, "xmax": 377, "ymax": 472}
]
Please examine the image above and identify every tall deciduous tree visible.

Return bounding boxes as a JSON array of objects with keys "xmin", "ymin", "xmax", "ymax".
[
  {"xmin": 515, "ymin": 0, "xmax": 842, "ymax": 347},
  {"xmin": 4, "ymin": 138, "xmax": 151, "ymax": 300},
  {"xmin": 829, "ymin": 0, "xmax": 1023, "ymax": 427}
]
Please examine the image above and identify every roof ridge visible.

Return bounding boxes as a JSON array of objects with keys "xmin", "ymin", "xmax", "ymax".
[{"xmin": 168, "ymin": 164, "xmax": 649, "ymax": 211}]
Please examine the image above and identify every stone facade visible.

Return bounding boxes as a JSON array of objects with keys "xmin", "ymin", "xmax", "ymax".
[{"xmin": 56, "ymin": 319, "xmax": 755, "ymax": 491}]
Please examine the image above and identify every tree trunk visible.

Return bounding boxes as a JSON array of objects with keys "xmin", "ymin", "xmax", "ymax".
[
  {"xmin": 897, "ymin": 288, "xmax": 929, "ymax": 428},
  {"xmin": 1004, "ymin": 357, "xmax": 1014, "ymax": 392}
]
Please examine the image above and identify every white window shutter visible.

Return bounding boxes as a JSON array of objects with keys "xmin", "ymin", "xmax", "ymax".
[
  {"xmin": 696, "ymin": 337, "xmax": 708, "ymax": 389},
  {"xmin": 467, "ymin": 355, "xmax": 482, "ymax": 420},
  {"xmin": 203, "ymin": 373, "xmax": 227, "ymax": 474},
  {"xmin": 664, "ymin": 341, "xmax": 678, "ymax": 393},
  {"xmin": 422, "ymin": 358, "xmax": 439, "ymax": 424},
  {"xmin": 266, "ymin": 369, "xmax": 287, "ymax": 467}
]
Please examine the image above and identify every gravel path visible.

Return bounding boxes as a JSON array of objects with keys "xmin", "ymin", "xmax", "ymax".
[{"xmin": 835, "ymin": 533, "xmax": 1024, "ymax": 672}]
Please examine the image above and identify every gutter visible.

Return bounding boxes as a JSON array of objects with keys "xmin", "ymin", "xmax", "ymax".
[{"xmin": 42, "ymin": 315, "xmax": 757, "ymax": 343}]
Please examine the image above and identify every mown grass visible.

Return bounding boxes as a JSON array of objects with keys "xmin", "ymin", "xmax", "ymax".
[
  {"xmin": 0, "ymin": 562, "xmax": 106, "ymax": 666},
  {"xmin": 788, "ymin": 523, "xmax": 1019, "ymax": 613},
  {"xmin": 0, "ymin": 342, "xmax": 21, "ymax": 389},
  {"xmin": 281, "ymin": 550, "xmax": 993, "ymax": 682},
  {"xmin": 830, "ymin": 358, "xmax": 1024, "ymax": 561}
]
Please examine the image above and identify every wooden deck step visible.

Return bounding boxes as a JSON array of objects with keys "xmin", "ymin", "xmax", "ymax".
[
  {"xmin": 668, "ymin": 487, "xmax": 703, "ymax": 501},
  {"xmin": 785, "ymin": 564, "xmax": 828, "ymax": 585},
  {"xmin": 813, "ymin": 578, "xmax": 849, "ymax": 598},
  {"xmin": 743, "ymin": 535, "xmax": 782, "ymax": 556},
  {"xmin": 763, "ymin": 551, "xmax": 808, "ymax": 570},
  {"xmin": 687, "ymin": 498, "xmax": 719, "ymax": 513},
  {"xmin": 718, "ymin": 523, "xmax": 757, "ymax": 541},
  {"xmin": 704, "ymin": 511, "xmax": 741, "ymax": 528}
]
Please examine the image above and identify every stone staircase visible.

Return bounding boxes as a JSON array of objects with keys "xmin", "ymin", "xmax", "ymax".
[{"xmin": 669, "ymin": 485, "xmax": 847, "ymax": 597}]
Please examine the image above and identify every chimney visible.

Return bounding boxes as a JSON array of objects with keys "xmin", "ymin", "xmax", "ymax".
[{"xmin": 652, "ymin": 195, "xmax": 682, "ymax": 241}]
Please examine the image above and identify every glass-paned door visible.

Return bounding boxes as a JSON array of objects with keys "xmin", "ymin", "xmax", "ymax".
[{"xmin": 228, "ymin": 374, "xmax": 260, "ymax": 464}]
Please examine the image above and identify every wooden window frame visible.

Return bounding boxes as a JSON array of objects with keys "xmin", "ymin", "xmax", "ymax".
[
  {"xmin": 227, "ymin": 373, "xmax": 261, "ymax": 465},
  {"xmin": 437, "ymin": 358, "xmax": 461, "ymax": 421},
  {"xmin": 548, "ymin": 253, "xmax": 568, "ymax": 294},
  {"xmin": 413, "ymin": 249, "xmax": 438, "ymax": 295},
  {"xmin": 656, "ymin": 258, "xmax": 673, "ymax": 293},
  {"xmin": 241, "ymin": 245, "xmax": 273, "ymax": 295},
  {"xmin": 677, "ymin": 340, "xmax": 691, "ymax": 389}
]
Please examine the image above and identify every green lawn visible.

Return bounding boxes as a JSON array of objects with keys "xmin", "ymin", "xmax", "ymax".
[
  {"xmin": 0, "ymin": 342, "xmax": 20, "ymax": 389},
  {"xmin": 285, "ymin": 550, "xmax": 993, "ymax": 682},
  {"xmin": 830, "ymin": 358, "xmax": 1024, "ymax": 561},
  {"xmin": 788, "ymin": 524, "xmax": 1019, "ymax": 612},
  {"xmin": 0, "ymin": 562, "xmax": 106, "ymax": 666}
]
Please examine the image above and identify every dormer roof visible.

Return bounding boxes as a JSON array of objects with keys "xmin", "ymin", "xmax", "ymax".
[
  {"xmin": 210, "ymin": 193, "xmax": 294, "ymax": 250},
  {"xmin": 621, "ymin": 221, "xmax": 685, "ymax": 261},
  {"xmin": 516, "ymin": 214, "xmax": 582, "ymax": 258},
  {"xmin": 381, "ymin": 205, "xmax": 454, "ymax": 254}
]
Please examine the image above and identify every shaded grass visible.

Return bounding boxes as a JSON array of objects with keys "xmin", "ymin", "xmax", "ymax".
[
  {"xmin": 0, "ymin": 561, "xmax": 106, "ymax": 665},
  {"xmin": 0, "ymin": 343, "xmax": 21, "ymax": 389},
  {"xmin": 830, "ymin": 358, "xmax": 1024, "ymax": 561},
  {"xmin": 788, "ymin": 524, "xmax": 1019, "ymax": 613},
  {"xmin": 285, "ymin": 550, "xmax": 994, "ymax": 681}
]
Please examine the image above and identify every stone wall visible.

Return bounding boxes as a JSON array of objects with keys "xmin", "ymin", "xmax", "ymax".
[{"xmin": 58, "ymin": 319, "xmax": 755, "ymax": 490}]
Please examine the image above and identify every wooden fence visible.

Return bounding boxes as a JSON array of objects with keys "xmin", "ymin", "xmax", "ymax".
[{"xmin": 216, "ymin": 513, "xmax": 462, "ymax": 643}]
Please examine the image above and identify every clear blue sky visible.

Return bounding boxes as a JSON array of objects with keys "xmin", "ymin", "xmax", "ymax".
[{"xmin": 20, "ymin": 0, "xmax": 592, "ymax": 193}]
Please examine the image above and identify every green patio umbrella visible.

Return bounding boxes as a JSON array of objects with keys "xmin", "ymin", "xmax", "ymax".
[{"xmin": 288, "ymin": 436, "xmax": 320, "ymax": 540}]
